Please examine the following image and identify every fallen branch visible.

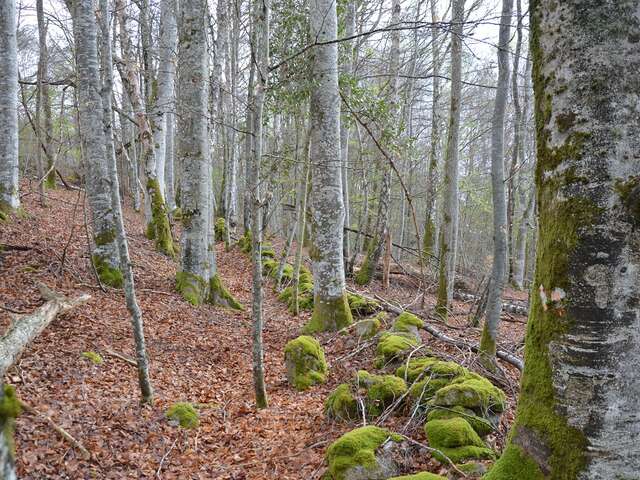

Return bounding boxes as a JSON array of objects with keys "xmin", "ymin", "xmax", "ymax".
[
  {"xmin": 0, "ymin": 283, "xmax": 91, "ymax": 377},
  {"xmin": 348, "ymin": 288, "xmax": 524, "ymax": 371},
  {"xmin": 20, "ymin": 401, "xmax": 91, "ymax": 460},
  {"xmin": 104, "ymin": 349, "xmax": 137, "ymax": 367}
]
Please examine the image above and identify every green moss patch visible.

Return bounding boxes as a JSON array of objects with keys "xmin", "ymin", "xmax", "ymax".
[
  {"xmin": 325, "ymin": 383, "xmax": 359, "ymax": 421},
  {"xmin": 396, "ymin": 357, "xmax": 465, "ymax": 383},
  {"xmin": 176, "ymin": 270, "xmax": 207, "ymax": 306},
  {"xmin": 165, "ymin": 402, "xmax": 199, "ymax": 429},
  {"xmin": 325, "ymin": 426, "xmax": 402, "ymax": 480},
  {"xmin": 208, "ymin": 274, "xmax": 243, "ymax": 310},
  {"xmin": 425, "ymin": 417, "xmax": 494, "ymax": 465},
  {"xmin": 146, "ymin": 177, "xmax": 175, "ymax": 257},
  {"xmin": 92, "ymin": 254, "xmax": 123, "ymax": 289},
  {"xmin": 392, "ymin": 312, "xmax": 424, "ymax": 333},
  {"xmin": 483, "ymin": 445, "xmax": 544, "ymax": 480},
  {"xmin": 347, "ymin": 292, "xmax": 380, "ymax": 317},
  {"xmin": 214, "ymin": 217, "xmax": 226, "ymax": 242},
  {"xmin": 388, "ymin": 473, "xmax": 447, "ymax": 480},
  {"xmin": 303, "ymin": 293, "xmax": 353, "ymax": 333},
  {"xmin": 284, "ymin": 336, "xmax": 328, "ymax": 391},
  {"xmin": 427, "ymin": 406, "xmax": 494, "ymax": 437},
  {"xmin": 375, "ymin": 332, "xmax": 420, "ymax": 368},
  {"xmin": 356, "ymin": 370, "xmax": 407, "ymax": 417},
  {"xmin": 81, "ymin": 351, "xmax": 103, "ymax": 365},
  {"xmin": 432, "ymin": 376, "xmax": 506, "ymax": 413}
]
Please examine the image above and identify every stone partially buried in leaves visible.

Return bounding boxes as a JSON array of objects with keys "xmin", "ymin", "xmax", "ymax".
[
  {"xmin": 432, "ymin": 375, "xmax": 506, "ymax": 413},
  {"xmin": 424, "ymin": 417, "xmax": 495, "ymax": 464},
  {"xmin": 391, "ymin": 312, "xmax": 424, "ymax": 342},
  {"xmin": 165, "ymin": 402, "xmax": 199, "ymax": 429},
  {"xmin": 375, "ymin": 332, "xmax": 420, "ymax": 368},
  {"xmin": 325, "ymin": 426, "xmax": 403, "ymax": 480},
  {"xmin": 284, "ymin": 335, "xmax": 328, "ymax": 391}
]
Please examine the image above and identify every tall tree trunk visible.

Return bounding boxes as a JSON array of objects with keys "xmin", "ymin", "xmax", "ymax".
[
  {"xmin": 304, "ymin": 0, "xmax": 353, "ymax": 333},
  {"xmin": 423, "ymin": 0, "xmax": 441, "ymax": 258},
  {"xmin": 435, "ymin": 0, "xmax": 464, "ymax": 319},
  {"xmin": 66, "ymin": 0, "xmax": 122, "ymax": 287},
  {"xmin": 35, "ymin": 0, "xmax": 50, "ymax": 204},
  {"xmin": 478, "ymin": 0, "xmax": 513, "ymax": 368},
  {"xmin": 339, "ymin": 0, "xmax": 356, "ymax": 272},
  {"xmin": 98, "ymin": 0, "xmax": 153, "ymax": 403},
  {"xmin": 486, "ymin": 2, "xmax": 640, "ymax": 478},
  {"xmin": 243, "ymin": 44, "xmax": 255, "ymax": 233},
  {"xmin": 354, "ymin": 0, "xmax": 400, "ymax": 286},
  {"xmin": 176, "ymin": 0, "xmax": 211, "ymax": 305},
  {"xmin": 152, "ymin": 0, "xmax": 177, "ymax": 203},
  {"xmin": 292, "ymin": 133, "xmax": 311, "ymax": 316},
  {"xmin": 164, "ymin": 111, "xmax": 176, "ymax": 211},
  {"xmin": 0, "ymin": 0, "xmax": 19, "ymax": 216},
  {"xmin": 249, "ymin": 0, "xmax": 269, "ymax": 409},
  {"xmin": 116, "ymin": 0, "xmax": 175, "ymax": 258},
  {"xmin": 512, "ymin": 185, "xmax": 533, "ymax": 290}
]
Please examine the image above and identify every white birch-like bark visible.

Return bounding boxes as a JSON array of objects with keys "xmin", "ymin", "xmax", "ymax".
[
  {"xmin": 98, "ymin": 0, "xmax": 154, "ymax": 403},
  {"xmin": 435, "ymin": 0, "xmax": 464, "ymax": 318},
  {"xmin": 479, "ymin": 0, "xmax": 513, "ymax": 367},
  {"xmin": 152, "ymin": 0, "xmax": 177, "ymax": 201},
  {"xmin": 176, "ymin": 0, "xmax": 210, "ymax": 301},
  {"xmin": 0, "ymin": 0, "xmax": 19, "ymax": 213},
  {"xmin": 487, "ymin": 2, "xmax": 640, "ymax": 478},
  {"xmin": 66, "ymin": 0, "xmax": 121, "ymax": 280},
  {"xmin": 512, "ymin": 186, "xmax": 533, "ymax": 290},
  {"xmin": 164, "ymin": 111, "xmax": 176, "ymax": 211},
  {"xmin": 249, "ymin": 0, "xmax": 269, "ymax": 408},
  {"xmin": 307, "ymin": 0, "xmax": 352, "ymax": 332}
]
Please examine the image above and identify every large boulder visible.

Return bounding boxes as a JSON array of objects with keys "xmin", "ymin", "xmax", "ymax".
[
  {"xmin": 284, "ymin": 335, "xmax": 328, "ymax": 391},
  {"xmin": 432, "ymin": 374, "xmax": 506, "ymax": 413},
  {"xmin": 324, "ymin": 426, "xmax": 404, "ymax": 480}
]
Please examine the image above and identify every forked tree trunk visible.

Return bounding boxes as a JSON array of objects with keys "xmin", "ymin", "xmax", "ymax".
[
  {"xmin": 0, "ymin": 0, "xmax": 19, "ymax": 215},
  {"xmin": 486, "ymin": 2, "xmax": 640, "ymax": 478},
  {"xmin": 305, "ymin": 0, "xmax": 353, "ymax": 333}
]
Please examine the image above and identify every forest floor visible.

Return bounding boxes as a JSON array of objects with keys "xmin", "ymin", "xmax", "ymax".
[{"xmin": 1, "ymin": 183, "xmax": 527, "ymax": 479}]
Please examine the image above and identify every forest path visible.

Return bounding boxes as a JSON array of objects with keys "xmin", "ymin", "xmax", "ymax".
[{"xmin": 1, "ymin": 184, "xmax": 524, "ymax": 479}]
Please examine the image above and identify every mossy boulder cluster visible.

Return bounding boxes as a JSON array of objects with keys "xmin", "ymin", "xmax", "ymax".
[
  {"xmin": 325, "ymin": 370, "xmax": 407, "ymax": 421},
  {"xmin": 321, "ymin": 309, "xmax": 507, "ymax": 478},
  {"xmin": 284, "ymin": 336, "xmax": 328, "ymax": 391}
]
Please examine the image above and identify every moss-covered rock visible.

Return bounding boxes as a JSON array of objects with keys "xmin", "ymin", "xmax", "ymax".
[
  {"xmin": 347, "ymin": 292, "xmax": 380, "ymax": 317},
  {"xmin": 176, "ymin": 270, "xmax": 207, "ymax": 305},
  {"xmin": 424, "ymin": 417, "xmax": 495, "ymax": 464},
  {"xmin": 426, "ymin": 406, "xmax": 494, "ymax": 437},
  {"xmin": 214, "ymin": 217, "xmax": 226, "ymax": 242},
  {"xmin": 207, "ymin": 274, "xmax": 243, "ymax": 310},
  {"xmin": 353, "ymin": 317, "xmax": 382, "ymax": 340},
  {"xmin": 396, "ymin": 357, "xmax": 465, "ymax": 383},
  {"xmin": 325, "ymin": 383, "xmax": 359, "ymax": 421},
  {"xmin": 392, "ymin": 312, "xmax": 424, "ymax": 341},
  {"xmin": 388, "ymin": 473, "xmax": 447, "ymax": 480},
  {"xmin": 261, "ymin": 243, "xmax": 276, "ymax": 258},
  {"xmin": 432, "ymin": 375, "xmax": 506, "ymax": 413},
  {"xmin": 278, "ymin": 274, "xmax": 314, "ymax": 312},
  {"xmin": 81, "ymin": 351, "xmax": 103, "ymax": 365},
  {"xmin": 165, "ymin": 402, "xmax": 199, "ymax": 429},
  {"xmin": 262, "ymin": 257, "xmax": 279, "ymax": 276},
  {"xmin": 324, "ymin": 426, "xmax": 403, "ymax": 480},
  {"xmin": 0, "ymin": 384, "xmax": 21, "ymax": 459},
  {"xmin": 238, "ymin": 231, "xmax": 252, "ymax": 253},
  {"xmin": 375, "ymin": 332, "xmax": 420, "ymax": 368},
  {"xmin": 284, "ymin": 336, "xmax": 328, "ymax": 391},
  {"xmin": 356, "ymin": 370, "xmax": 407, "ymax": 417}
]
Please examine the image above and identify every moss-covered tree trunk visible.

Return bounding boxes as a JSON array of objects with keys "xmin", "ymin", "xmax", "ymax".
[
  {"xmin": 116, "ymin": 0, "xmax": 175, "ymax": 258},
  {"xmin": 67, "ymin": 0, "xmax": 122, "ymax": 287},
  {"xmin": 0, "ymin": 384, "xmax": 18, "ymax": 480},
  {"xmin": 435, "ymin": 0, "xmax": 464, "ymax": 319},
  {"xmin": 305, "ymin": 0, "xmax": 353, "ymax": 333},
  {"xmin": 0, "ymin": 0, "xmax": 19, "ymax": 217},
  {"xmin": 486, "ymin": 2, "xmax": 640, "ymax": 478}
]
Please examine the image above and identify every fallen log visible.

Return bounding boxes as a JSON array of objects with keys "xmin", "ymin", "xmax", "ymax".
[
  {"xmin": 347, "ymin": 288, "xmax": 524, "ymax": 371},
  {"xmin": 0, "ymin": 283, "xmax": 91, "ymax": 376}
]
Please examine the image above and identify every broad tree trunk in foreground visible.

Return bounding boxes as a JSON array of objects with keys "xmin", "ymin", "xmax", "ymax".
[
  {"xmin": 0, "ymin": 0, "xmax": 19, "ymax": 216},
  {"xmin": 479, "ymin": 0, "xmax": 513, "ymax": 368},
  {"xmin": 249, "ymin": 0, "xmax": 269, "ymax": 409},
  {"xmin": 176, "ymin": 0, "xmax": 211, "ymax": 305},
  {"xmin": 99, "ymin": 0, "xmax": 154, "ymax": 403},
  {"xmin": 67, "ymin": 0, "xmax": 122, "ymax": 287},
  {"xmin": 304, "ymin": 0, "xmax": 353, "ymax": 333},
  {"xmin": 486, "ymin": 2, "xmax": 640, "ymax": 478},
  {"xmin": 435, "ymin": 0, "xmax": 464, "ymax": 319}
]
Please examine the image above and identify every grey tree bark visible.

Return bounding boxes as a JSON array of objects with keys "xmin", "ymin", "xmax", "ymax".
[
  {"xmin": 99, "ymin": 0, "xmax": 154, "ymax": 403},
  {"xmin": 0, "ymin": 0, "xmax": 19, "ymax": 216},
  {"xmin": 435, "ymin": 0, "xmax": 464, "ymax": 319},
  {"xmin": 304, "ymin": 0, "xmax": 353, "ymax": 333},
  {"xmin": 486, "ymin": 1, "xmax": 640, "ymax": 478},
  {"xmin": 478, "ymin": 0, "xmax": 513, "ymax": 368},
  {"xmin": 66, "ymin": 0, "xmax": 122, "ymax": 287}
]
